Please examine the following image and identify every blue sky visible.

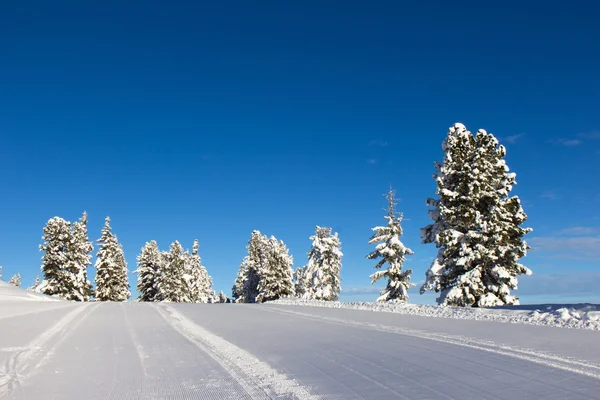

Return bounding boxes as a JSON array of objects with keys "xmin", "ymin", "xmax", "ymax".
[{"xmin": 1, "ymin": 1, "xmax": 599, "ymax": 304}]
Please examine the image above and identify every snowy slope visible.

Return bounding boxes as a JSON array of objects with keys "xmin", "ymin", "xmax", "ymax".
[
  {"xmin": 1, "ymin": 283, "xmax": 599, "ymax": 399},
  {"xmin": 268, "ymin": 298, "xmax": 600, "ymax": 330}
]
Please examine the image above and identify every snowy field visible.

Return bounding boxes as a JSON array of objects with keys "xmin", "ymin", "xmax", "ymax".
[{"xmin": 1, "ymin": 283, "xmax": 600, "ymax": 399}]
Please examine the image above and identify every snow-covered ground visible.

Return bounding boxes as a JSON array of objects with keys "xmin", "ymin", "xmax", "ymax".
[
  {"xmin": 1, "ymin": 283, "xmax": 599, "ymax": 399},
  {"xmin": 269, "ymin": 298, "xmax": 600, "ymax": 330}
]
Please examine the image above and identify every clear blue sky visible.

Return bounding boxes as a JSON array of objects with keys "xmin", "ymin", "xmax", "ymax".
[{"xmin": 1, "ymin": 1, "xmax": 599, "ymax": 303}]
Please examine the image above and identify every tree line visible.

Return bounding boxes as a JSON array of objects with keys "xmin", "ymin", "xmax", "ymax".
[{"xmin": 7, "ymin": 123, "xmax": 531, "ymax": 307}]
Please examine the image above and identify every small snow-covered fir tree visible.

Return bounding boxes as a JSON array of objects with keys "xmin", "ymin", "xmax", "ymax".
[
  {"xmin": 135, "ymin": 240, "xmax": 162, "ymax": 302},
  {"xmin": 367, "ymin": 188, "xmax": 414, "ymax": 302},
  {"xmin": 156, "ymin": 241, "xmax": 187, "ymax": 302},
  {"xmin": 38, "ymin": 217, "xmax": 73, "ymax": 298},
  {"xmin": 420, "ymin": 123, "xmax": 532, "ymax": 307},
  {"xmin": 28, "ymin": 275, "xmax": 41, "ymax": 291},
  {"xmin": 218, "ymin": 290, "xmax": 230, "ymax": 303},
  {"xmin": 256, "ymin": 236, "xmax": 295, "ymax": 303},
  {"xmin": 94, "ymin": 217, "xmax": 130, "ymax": 302},
  {"xmin": 302, "ymin": 226, "xmax": 343, "ymax": 301},
  {"xmin": 293, "ymin": 266, "xmax": 307, "ymax": 297},
  {"xmin": 233, "ymin": 231, "xmax": 266, "ymax": 303},
  {"xmin": 66, "ymin": 211, "xmax": 94, "ymax": 301},
  {"xmin": 9, "ymin": 273, "xmax": 21, "ymax": 287}
]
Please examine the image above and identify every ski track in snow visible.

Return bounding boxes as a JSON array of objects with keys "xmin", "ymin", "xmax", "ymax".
[
  {"xmin": 155, "ymin": 304, "xmax": 321, "ymax": 400},
  {"xmin": 0, "ymin": 303, "xmax": 94, "ymax": 398},
  {"xmin": 260, "ymin": 305, "xmax": 600, "ymax": 381}
]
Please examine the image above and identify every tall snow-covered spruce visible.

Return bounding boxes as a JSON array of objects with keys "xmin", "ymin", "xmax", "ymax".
[
  {"xmin": 233, "ymin": 231, "xmax": 294, "ymax": 303},
  {"xmin": 301, "ymin": 226, "xmax": 343, "ymax": 301},
  {"xmin": 135, "ymin": 240, "xmax": 162, "ymax": 302},
  {"xmin": 68, "ymin": 211, "xmax": 94, "ymax": 301},
  {"xmin": 188, "ymin": 239, "xmax": 214, "ymax": 303},
  {"xmin": 367, "ymin": 188, "xmax": 414, "ymax": 302},
  {"xmin": 232, "ymin": 231, "xmax": 265, "ymax": 303},
  {"xmin": 156, "ymin": 241, "xmax": 187, "ymax": 302},
  {"xmin": 94, "ymin": 217, "xmax": 130, "ymax": 302},
  {"xmin": 420, "ymin": 123, "xmax": 532, "ymax": 307},
  {"xmin": 256, "ymin": 236, "xmax": 295, "ymax": 303},
  {"xmin": 38, "ymin": 217, "xmax": 73, "ymax": 299}
]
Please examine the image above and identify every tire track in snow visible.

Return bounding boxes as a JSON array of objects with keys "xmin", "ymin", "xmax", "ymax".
[
  {"xmin": 260, "ymin": 306, "xmax": 600, "ymax": 382},
  {"xmin": 155, "ymin": 304, "xmax": 322, "ymax": 400},
  {"xmin": 0, "ymin": 303, "xmax": 96, "ymax": 398}
]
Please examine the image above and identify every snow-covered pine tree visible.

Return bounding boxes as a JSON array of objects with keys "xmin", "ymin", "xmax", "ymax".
[
  {"xmin": 293, "ymin": 266, "xmax": 307, "ymax": 298},
  {"xmin": 94, "ymin": 217, "xmax": 131, "ymax": 302},
  {"xmin": 38, "ymin": 217, "xmax": 73, "ymax": 298},
  {"xmin": 9, "ymin": 273, "xmax": 21, "ymax": 287},
  {"xmin": 188, "ymin": 239, "xmax": 214, "ymax": 303},
  {"xmin": 232, "ymin": 231, "xmax": 266, "ymax": 303},
  {"xmin": 302, "ymin": 226, "xmax": 343, "ymax": 301},
  {"xmin": 28, "ymin": 275, "xmax": 41, "ymax": 291},
  {"xmin": 135, "ymin": 240, "xmax": 162, "ymax": 302},
  {"xmin": 218, "ymin": 290, "xmax": 230, "ymax": 303},
  {"xmin": 256, "ymin": 236, "xmax": 295, "ymax": 303},
  {"xmin": 156, "ymin": 241, "xmax": 187, "ymax": 302},
  {"xmin": 420, "ymin": 123, "xmax": 532, "ymax": 307},
  {"xmin": 367, "ymin": 188, "xmax": 414, "ymax": 302},
  {"xmin": 66, "ymin": 211, "xmax": 94, "ymax": 301}
]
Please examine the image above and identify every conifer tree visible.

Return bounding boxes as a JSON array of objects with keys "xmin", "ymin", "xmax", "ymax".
[
  {"xmin": 187, "ymin": 239, "xmax": 214, "ymax": 303},
  {"xmin": 293, "ymin": 266, "xmax": 307, "ymax": 298},
  {"xmin": 217, "ymin": 290, "xmax": 230, "ymax": 303},
  {"xmin": 367, "ymin": 188, "xmax": 414, "ymax": 302},
  {"xmin": 233, "ymin": 231, "xmax": 265, "ymax": 303},
  {"xmin": 66, "ymin": 211, "xmax": 93, "ymax": 301},
  {"xmin": 28, "ymin": 275, "xmax": 41, "ymax": 291},
  {"xmin": 94, "ymin": 217, "xmax": 130, "ymax": 302},
  {"xmin": 156, "ymin": 241, "xmax": 187, "ymax": 302},
  {"xmin": 135, "ymin": 240, "xmax": 162, "ymax": 302},
  {"xmin": 9, "ymin": 273, "xmax": 21, "ymax": 287},
  {"xmin": 38, "ymin": 217, "xmax": 72, "ymax": 298},
  {"xmin": 256, "ymin": 236, "xmax": 295, "ymax": 303},
  {"xmin": 421, "ymin": 123, "xmax": 532, "ymax": 306},
  {"xmin": 302, "ymin": 226, "xmax": 343, "ymax": 301}
]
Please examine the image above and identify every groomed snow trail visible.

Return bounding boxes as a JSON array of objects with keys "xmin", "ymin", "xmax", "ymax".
[
  {"xmin": 260, "ymin": 305, "xmax": 600, "ymax": 379},
  {"xmin": 175, "ymin": 303, "xmax": 600, "ymax": 400},
  {"xmin": 2, "ymin": 286, "xmax": 600, "ymax": 400},
  {"xmin": 155, "ymin": 304, "xmax": 320, "ymax": 400}
]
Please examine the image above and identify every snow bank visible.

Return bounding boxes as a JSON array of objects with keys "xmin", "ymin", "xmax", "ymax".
[
  {"xmin": 267, "ymin": 298, "xmax": 600, "ymax": 331},
  {"xmin": 0, "ymin": 281, "xmax": 63, "ymax": 302}
]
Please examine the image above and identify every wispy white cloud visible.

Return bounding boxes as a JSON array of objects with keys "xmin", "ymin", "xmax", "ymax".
[
  {"xmin": 548, "ymin": 138, "xmax": 582, "ymax": 146},
  {"xmin": 578, "ymin": 131, "xmax": 600, "ymax": 139},
  {"xmin": 540, "ymin": 190, "xmax": 560, "ymax": 200},
  {"xmin": 528, "ymin": 234, "xmax": 600, "ymax": 262},
  {"xmin": 558, "ymin": 227, "xmax": 597, "ymax": 236},
  {"xmin": 342, "ymin": 286, "xmax": 383, "ymax": 295},
  {"xmin": 503, "ymin": 134, "xmax": 524, "ymax": 144},
  {"xmin": 367, "ymin": 159, "xmax": 378, "ymax": 164},
  {"xmin": 369, "ymin": 140, "xmax": 389, "ymax": 147},
  {"xmin": 519, "ymin": 271, "xmax": 600, "ymax": 297}
]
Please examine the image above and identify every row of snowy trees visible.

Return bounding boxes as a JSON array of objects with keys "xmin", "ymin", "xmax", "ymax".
[
  {"xmin": 135, "ymin": 239, "xmax": 215, "ymax": 303},
  {"xmin": 35, "ymin": 212, "xmax": 219, "ymax": 303},
  {"xmin": 233, "ymin": 227, "xmax": 344, "ymax": 303},
  {"xmin": 26, "ymin": 123, "xmax": 531, "ymax": 307}
]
